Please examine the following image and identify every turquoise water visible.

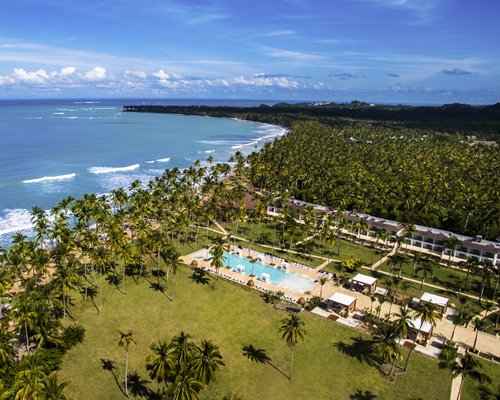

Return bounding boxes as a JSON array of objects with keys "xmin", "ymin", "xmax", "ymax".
[
  {"xmin": 193, "ymin": 249, "xmax": 315, "ymax": 292},
  {"xmin": 0, "ymin": 99, "xmax": 286, "ymax": 246},
  {"xmin": 224, "ymin": 252, "xmax": 288, "ymax": 283}
]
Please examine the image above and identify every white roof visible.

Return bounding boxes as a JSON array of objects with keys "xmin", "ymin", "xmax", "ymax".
[
  {"xmin": 328, "ymin": 292, "xmax": 356, "ymax": 307},
  {"xmin": 352, "ymin": 273, "xmax": 377, "ymax": 286},
  {"xmin": 409, "ymin": 318, "xmax": 433, "ymax": 334},
  {"xmin": 420, "ymin": 292, "xmax": 449, "ymax": 307},
  {"xmin": 261, "ymin": 273, "xmax": 270, "ymax": 279}
]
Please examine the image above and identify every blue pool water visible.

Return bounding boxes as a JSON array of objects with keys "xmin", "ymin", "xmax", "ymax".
[
  {"xmin": 193, "ymin": 249, "xmax": 316, "ymax": 292},
  {"xmin": 224, "ymin": 252, "xmax": 287, "ymax": 283}
]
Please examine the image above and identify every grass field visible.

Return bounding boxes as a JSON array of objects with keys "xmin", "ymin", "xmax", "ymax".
[
  {"xmin": 462, "ymin": 357, "xmax": 500, "ymax": 400},
  {"xmin": 60, "ymin": 264, "xmax": 454, "ymax": 400},
  {"xmin": 377, "ymin": 254, "xmax": 494, "ymax": 300}
]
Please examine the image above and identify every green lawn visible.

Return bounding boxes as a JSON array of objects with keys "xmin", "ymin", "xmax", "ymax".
[
  {"xmin": 60, "ymin": 265, "xmax": 453, "ymax": 400},
  {"xmin": 377, "ymin": 254, "xmax": 494, "ymax": 299},
  {"xmin": 317, "ymin": 237, "xmax": 387, "ymax": 265},
  {"xmin": 222, "ymin": 220, "xmax": 386, "ymax": 267},
  {"xmin": 462, "ymin": 356, "xmax": 500, "ymax": 400}
]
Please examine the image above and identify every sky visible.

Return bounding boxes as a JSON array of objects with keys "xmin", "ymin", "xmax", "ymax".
[{"xmin": 0, "ymin": 0, "xmax": 499, "ymax": 104}]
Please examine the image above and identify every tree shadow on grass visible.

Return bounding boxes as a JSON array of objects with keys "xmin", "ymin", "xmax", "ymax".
[
  {"xmin": 101, "ymin": 358, "xmax": 127, "ymax": 397},
  {"xmin": 80, "ymin": 286, "xmax": 100, "ymax": 314},
  {"xmin": 151, "ymin": 269, "xmax": 166, "ymax": 281},
  {"xmin": 350, "ymin": 389, "xmax": 378, "ymax": 400},
  {"xmin": 334, "ymin": 336, "xmax": 380, "ymax": 368},
  {"xmin": 106, "ymin": 273, "xmax": 125, "ymax": 294},
  {"xmin": 127, "ymin": 371, "xmax": 151, "ymax": 398},
  {"xmin": 190, "ymin": 269, "xmax": 210, "ymax": 286},
  {"xmin": 242, "ymin": 344, "xmax": 289, "ymax": 379}
]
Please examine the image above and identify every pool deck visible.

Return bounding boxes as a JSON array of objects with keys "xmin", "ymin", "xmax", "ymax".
[
  {"xmin": 182, "ymin": 247, "xmax": 500, "ymax": 359},
  {"xmin": 183, "ymin": 246, "xmax": 325, "ymax": 302}
]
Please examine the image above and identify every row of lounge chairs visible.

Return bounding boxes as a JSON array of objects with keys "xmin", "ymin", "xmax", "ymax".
[
  {"xmin": 246, "ymin": 250, "xmax": 312, "ymax": 272},
  {"xmin": 318, "ymin": 269, "xmax": 335, "ymax": 278}
]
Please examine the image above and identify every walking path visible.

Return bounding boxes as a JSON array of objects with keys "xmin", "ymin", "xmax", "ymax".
[
  {"xmin": 362, "ymin": 266, "xmax": 481, "ymax": 302},
  {"xmin": 371, "ymin": 246, "xmax": 397, "ymax": 270},
  {"xmin": 449, "ymin": 348, "xmax": 465, "ymax": 400}
]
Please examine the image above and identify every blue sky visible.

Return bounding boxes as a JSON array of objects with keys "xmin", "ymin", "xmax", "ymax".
[{"xmin": 0, "ymin": 0, "xmax": 499, "ymax": 103}]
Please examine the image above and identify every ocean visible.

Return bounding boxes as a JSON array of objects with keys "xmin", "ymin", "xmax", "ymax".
[{"xmin": 0, "ymin": 98, "xmax": 286, "ymax": 247}]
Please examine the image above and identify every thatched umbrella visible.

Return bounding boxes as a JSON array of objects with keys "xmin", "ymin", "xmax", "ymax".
[
  {"xmin": 297, "ymin": 297, "xmax": 306, "ymax": 305},
  {"xmin": 191, "ymin": 260, "xmax": 198, "ymax": 267},
  {"xmin": 247, "ymin": 279, "xmax": 255, "ymax": 287}
]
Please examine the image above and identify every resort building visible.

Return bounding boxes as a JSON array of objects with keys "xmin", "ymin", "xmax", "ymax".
[
  {"xmin": 326, "ymin": 292, "xmax": 357, "ymax": 317},
  {"xmin": 350, "ymin": 273, "xmax": 378, "ymax": 295},
  {"xmin": 266, "ymin": 198, "xmax": 500, "ymax": 266},
  {"xmin": 419, "ymin": 292, "xmax": 449, "ymax": 318}
]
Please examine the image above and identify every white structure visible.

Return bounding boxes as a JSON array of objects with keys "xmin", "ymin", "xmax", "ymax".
[
  {"xmin": 351, "ymin": 273, "xmax": 378, "ymax": 294},
  {"xmin": 420, "ymin": 292, "xmax": 449, "ymax": 317},
  {"xmin": 408, "ymin": 317, "xmax": 434, "ymax": 345},
  {"xmin": 261, "ymin": 273, "xmax": 270, "ymax": 282},
  {"xmin": 326, "ymin": 292, "xmax": 357, "ymax": 317},
  {"xmin": 266, "ymin": 198, "xmax": 500, "ymax": 266}
]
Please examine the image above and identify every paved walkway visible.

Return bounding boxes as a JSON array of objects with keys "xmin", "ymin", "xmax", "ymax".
[
  {"xmin": 197, "ymin": 221, "xmax": 500, "ymax": 358},
  {"xmin": 362, "ymin": 266, "xmax": 481, "ymax": 302}
]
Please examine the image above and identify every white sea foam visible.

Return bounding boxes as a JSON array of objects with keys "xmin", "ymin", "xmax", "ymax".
[
  {"xmin": 155, "ymin": 157, "xmax": 170, "ymax": 163},
  {"xmin": 22, "ymin": 173, "xmax": 76, "ymax": 184},
  {"xmin": 145, "ymin": 160, "xmax": 155, "ymax": 164},
  {"xmin": 53, "ymin": 112, "xmax": 65, "ymax": 115},
  {"xmin": 198, "ymin": 140, "xmax": 245, "ymax": 146},
  {"xmin": 0, "ymin": 209, "xmax": 34, "ymax": 236},
  {"xmin": 89, "ymin": 164, "xmax": 140, "ymax": 174},
  {"xmin": 204, "ymin": 150, "xmax": 215, "ymax": 154}
]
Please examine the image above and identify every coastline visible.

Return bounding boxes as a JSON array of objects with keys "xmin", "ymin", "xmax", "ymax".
[{"xmin": 0, "ymin": 106, "xmax": 287, "ymax": 247}]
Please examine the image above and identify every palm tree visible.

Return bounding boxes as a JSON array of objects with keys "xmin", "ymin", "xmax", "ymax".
[
  {"xmin": 453, "ymin": 353, "xmax": 491, "ymax": 400},
  {"xmin": 147, "ymin": 340, "xmax": 172, "ymax": 386},
  {"xmin": 0, "ymin": 326, "xmax": 15, "ymax": 375},
  {"xmin": 373, "ymin": 323, "xmax": 401, "ymax": 378},
  {"xmin": 208, "ymin": 236, "xmax": 226, "ymax": 285},
  {"xmin": 279, "ymin": 314, "xmax": 306, "ymax": 381},
  {"xmin": 444, "ymin": 236, "xmax": 461, "ymax": 266},
  {"xmin": 404, "ymin": 302, "xmax": 438, "ymax": 371},
  {"xmin": 191, "ymin": 340, "xmax": 225, "ymax": 385},
  {"xmin": 168, "ymin": 368, "xmax": 203, "ymax": 400},
  {"xmin": 319, "ymin": 276, "xmax": 328, "ymax": 300},
  {"xmin": 416, "ymin": 260, "xmax": 433, "ymax": 289},
  {"xmin": 171, "ymin": 331, "xmax": 195, "ymax": 366},
  {"xmin": 471, "ymin": 318, "xmax": 489, "ymax": 352},
  {"xmin": 39, "ymin": 373, "xmax": 68, "ymax": 400},
  {"xmin": 118, "ymin": 330, "xmax": 136, "ymax": 397}
]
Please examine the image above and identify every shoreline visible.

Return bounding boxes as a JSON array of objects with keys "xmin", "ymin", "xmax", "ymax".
[{"xmin": 0, "ymin": 111, "xmax": 287, "ymax": 248}]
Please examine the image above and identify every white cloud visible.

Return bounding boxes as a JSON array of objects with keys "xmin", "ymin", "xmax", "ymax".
[
  {"xmin": 84, "ymin": 66, "xmax": 106, "ymax": 81},
  {"xmin": 152, "ymin": 69, "xmax": 172, "ymax": 80},
  {"xmin": 12, "ymin": 68, "xmax": 49, "ymax": 84},
  {"xmin": 60, "ymin": 66, "xmax": 76, "ymax": 76}
]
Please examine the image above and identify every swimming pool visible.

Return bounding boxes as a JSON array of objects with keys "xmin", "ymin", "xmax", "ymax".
[{"xmin": 192, "ymin": 249, "xmax": 315, "ymax": 292}]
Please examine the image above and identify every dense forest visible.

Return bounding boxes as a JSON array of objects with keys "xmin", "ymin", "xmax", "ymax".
[
  {"xmin": 124, "ymin": 103, "xmax": 500, "ymax": 239},
  {"xmin": 124, "ymin": 102, "xmax": 500, "ymax": 140},
  {"xmin": 246, "ymin": 120, "xmax": 500, "ymax": 239}
]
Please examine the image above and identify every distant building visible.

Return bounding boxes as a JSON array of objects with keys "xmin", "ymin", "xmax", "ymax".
[{"xmin": 266, "ymin": 198, "xmax": 499, "ymax": 265}]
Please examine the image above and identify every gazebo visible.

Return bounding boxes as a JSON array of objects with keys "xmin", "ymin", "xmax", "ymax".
[
  {"xmin": 408, "ymin": 317, "xmax": 434, "ymax": 345},
  {"xmin": 351, "ymin": 273, "xmax": 378, "ymax": 294},
  {"xmin": 420, "ymin": 292, "xmax": 449, "ymax": 318},
  {"xmin": 326, "ymin": 292, "xmax": 357, "ymax": 317}
]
